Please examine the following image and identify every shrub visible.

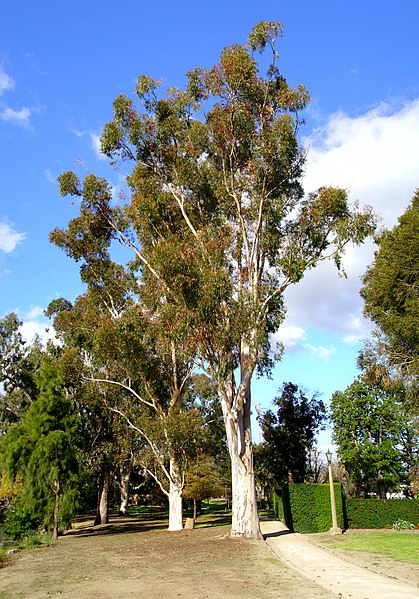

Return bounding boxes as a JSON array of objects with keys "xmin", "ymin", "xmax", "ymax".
[
  {"xmin": 273, "ymin": 483, "xmax": 344, "ymax": 533},
  {"xmin": 346, "ymin": 498, "xmax": 419, "ymax": 529},
  {"xmin": 392, "ymin": 519, "xmax": 415, "ymax": 530},
  {"xmin": 2, "ymin": 504, "xmax": 40, "ymax": 540}
]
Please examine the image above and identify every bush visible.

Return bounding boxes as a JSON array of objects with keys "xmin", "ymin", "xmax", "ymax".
[
  {"xmin": 346, "ymin": 498, "xmax": 419, "ymax": 529},
  {"xmin": 2, "ymin": 504, "xmax": 40, "ymax": 540},
  {"xmin": 273, "ymin": 483, "xmax": 344, "ymax": 533}
]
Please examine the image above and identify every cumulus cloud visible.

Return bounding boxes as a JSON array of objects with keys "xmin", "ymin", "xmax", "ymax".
[
  {"xmin": 278, "ymin": 98, "xmax": 419, "ymax": 343},
  {"xmin": 0, "ymin": 67, "xmax": 15, "ymax": 95},
  {"xmin": 1, "ymin": 106, "xmax": 32, "ymax": 126},
  {"xmin": 0, "ymin": 221, "xmax": 26, "ymax": 253},
  {"xmin": 302, "ymin": 343, "xmax": 336, "ymax": 360},
  {"xmin": 19, "ymin": 319, "xmax": 54, "ymax": 345}
]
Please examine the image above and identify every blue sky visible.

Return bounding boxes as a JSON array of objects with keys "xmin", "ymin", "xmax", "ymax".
[{"xmin": 1, "ymin": 1, "xmax": 418, "ymax": 450}]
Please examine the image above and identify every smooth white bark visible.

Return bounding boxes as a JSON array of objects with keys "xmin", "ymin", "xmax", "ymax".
[
  {"xmin": 118, "ymin": 469, "xmax": 130, "ymax": 515},
  {"xmin": 168, "ymin": 458, "xmax": 183, "ymax": 531},
  {"xmin": 219, "ymin": 377, "xmax": 261, "ymax": 539}
]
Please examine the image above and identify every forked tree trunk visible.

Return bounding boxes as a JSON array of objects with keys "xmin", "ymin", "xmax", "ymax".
[
  {"xmin": 94, "ymin": 465, "xmax": 110, "ymax": 525},
  {"xmin": 118, "ymin": 468, "xmax": 131, "ymax": 516},
  {"xmin": 220, "ymin": 376, "xmax": 261, "ymax": 539},
  {"xmin": 168, "ymin": 458, "xmax": 183, "ymax": 531}
]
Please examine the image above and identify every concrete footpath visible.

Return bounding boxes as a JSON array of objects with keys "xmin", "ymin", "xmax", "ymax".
[{"xmin": 260, "ymin": 520, "xmax": 418, "ymax": 599}]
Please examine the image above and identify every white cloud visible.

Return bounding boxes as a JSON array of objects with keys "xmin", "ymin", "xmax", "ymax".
[
  {"xmin": 0, "ymin": 221, "xmax": 26, "ymax": 253},
  {"xmin": 302, "ymin": 343, "xmax": 336, "ymax": 360},
  {"xmin": 303, "ymin": 98, "xmax": 419, "ymax": 228},
  {"xmin": 19, "ymin": 319, "xmax": 55, "ymax": 345},
  {"xmin": 279, "ymin": 98, "xmax": 419, "ymax": 340},
  {"xmin": 73, "ymin": 129, "xmax": 106, "ymax": 161},
  {"xmin": 0, "ymin": 67, "xmax": 15, "ymax": 95},
  {"xmin": 272, "ymin": 324, "xmax": 306, "ymax": 351},
  {"xmin": 89, "ymin": 132, "xmax": 106, "ymax": 161},
  {"xmin": 1, "ymin": 106, "xmax": 32, "ymax": 126},
  {"xmin": 24, "ymin": 306, "xmax": 44, "ymax": 320}
]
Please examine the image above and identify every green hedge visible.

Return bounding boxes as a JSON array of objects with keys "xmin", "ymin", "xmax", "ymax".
[
  {"xmin": 346, "ymin": 498, "xmax": 419, "ymax": 529},
  {"xmin": 273, "ymin": 483, "xmax": 344, "ymax": 533},
  {"xmin": 272, "ymin": 484, "xmax": 419, "ymax": 532}
]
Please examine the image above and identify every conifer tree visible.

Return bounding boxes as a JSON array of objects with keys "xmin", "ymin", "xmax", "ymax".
[{"xmin": 0, "ymin": 359, "xmax": 78, "ymax": 540}]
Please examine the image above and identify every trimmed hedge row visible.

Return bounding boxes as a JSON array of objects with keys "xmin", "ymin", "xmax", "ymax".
[
  {"xmin": 273, "ymin": 483, "xmax": 344, "ymax": 533},
  {"xmin": 346, "ymin": 498, "xmax": 419, "ymax": 529},
  {"xmin": 272, "ymin": 484, "xmax": 419, "ymax": 532}
]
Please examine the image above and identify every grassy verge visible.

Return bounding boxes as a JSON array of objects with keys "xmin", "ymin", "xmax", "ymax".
[{"xmin": 327, "ymin": 532, "xmax": 419, "ymax": 563}]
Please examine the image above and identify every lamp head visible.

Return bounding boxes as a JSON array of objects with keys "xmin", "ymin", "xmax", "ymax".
[{"xmin": 325, "ymin": 449, "xmax": 332, "ymax": 466}]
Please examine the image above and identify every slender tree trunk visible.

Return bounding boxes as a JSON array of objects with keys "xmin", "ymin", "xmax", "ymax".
[
  {"xmin": 118, "ymin": 467, "xmax": 130, "ymax": 516},
  {"xmin": 193, "ymin": 499, "xmax": 197, "ymax": 521},
  {"xmin": 94, "ymin": 465, "xmax": 110, "ymax": 525},
  {"xmin": 52, "ymin": 478, "xmax": 60, "ymax": 542},
  {"xmin": 219, "ymin": 377, "xmax": 261, "ymax": 539},
  {"xmin": 168, "ymin": 458, "xmax": 183, "ymax": 531}
]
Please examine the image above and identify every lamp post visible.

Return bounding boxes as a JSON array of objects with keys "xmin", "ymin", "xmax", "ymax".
[{"xmin": 326, "ymin": 449, "xmax": 341, "ymax": 535}]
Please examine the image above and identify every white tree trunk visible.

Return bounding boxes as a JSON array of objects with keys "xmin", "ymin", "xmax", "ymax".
[
  {"xmin": 118, "ymin": 469, "xmax": 130, "ymax": 515},
  {"xmin": 168, "ymin": 458, "xmax": 183, "ymax": 531},
  {"xmin": 95, "ymin": 466, "xmax": 110, "ymax": 525},
  {"xmin": 220, "ymin": 376, "xmax": 261, "ymax": 539}
]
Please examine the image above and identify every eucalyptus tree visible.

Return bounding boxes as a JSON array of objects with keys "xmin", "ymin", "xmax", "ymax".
[
  {"xmin": 54, "ymin": 22, "xmax": 376, "ymax": 538},
  {"xmin": 0, "ymin": 313, "xmax": 44, "ymax": 430},
  {"xmin": 46, "ymin": 275, "xmax": 201, "ymax": 531}
]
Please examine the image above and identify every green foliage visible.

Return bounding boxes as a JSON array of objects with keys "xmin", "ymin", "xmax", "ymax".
[
  {"xmin": 331, "ymin": 376, "xmax": 411, "ymax": 497},
  {"xmin": 2, "ymin": 502, "xmax": 40, "ymax": 540},
  {"xmin": 0, "ymin": 359, "xmax": 79, "ymax": 538},
  {"xmin": 345, "ymin": 498, "xmax": 419, "ymax": 529},
  {"xmin": 0, "ymin": 313, "xmax": 44, "ymax": 430},
  {"xmin": 51, "ymin": 22, "xmax": 376, "ymax": 536},
  {"xmin": 183, "ymin": 457, "xmax": 225, "ymax": 502},
  {"xmin": 392, "ymin": 519, "xmax": 415, "ymax": 530},
  {"xmin": 360, "ymin": 189, "xmax": 419, "ymax": 408},
  {"xmin": 257, "ymin": 382, "xmax": 326, "ymax": 484},
  {"xmin": 362, "ymin": 190, "xmax": 419, "ymax": 364},
  {"xmin": 272, "ymin": 483, "xmax": 344, "ymax": 533}
]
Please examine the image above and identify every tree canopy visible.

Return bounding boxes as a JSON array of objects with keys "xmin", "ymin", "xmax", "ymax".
[
  {"xmin": 51, "ymin": 21, "xmax": 376, "ymax": 538},
  {"xmin": 360, "ymin": 189, "xmax": 418, "ymax": 408},
  {"xmin": 257, "ymin": 382, "xmax": 326, "ymax": 486},
  {"xmin": 0, "ymin": 359, "xmax": 78, "ymax": 540},
  {"xmin": 330, "ymin": 375, "xmax": 417, "ymax": 498}
]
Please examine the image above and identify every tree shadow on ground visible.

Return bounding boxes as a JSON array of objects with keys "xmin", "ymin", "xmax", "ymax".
[{"xmin": 64, "ymin": 510, "xmax": 232, "ymax": 539}]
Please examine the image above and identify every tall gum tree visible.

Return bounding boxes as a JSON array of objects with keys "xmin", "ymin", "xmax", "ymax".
[
  {"xmin": 46, "ymin": 279, "xmax": 199, "ymax": 531},
  {"xmin": 54, "ymin": 22, "xmax": 376, "ymax": 538}
]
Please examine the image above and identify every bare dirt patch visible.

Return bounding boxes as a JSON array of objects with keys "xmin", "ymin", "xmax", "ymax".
[
  {"xmin": 0, "ymin": 513, "xmax": 335, "ymax": 599},
  {"xmin": 306, "ymin": 530, "xmax": 419, "ymax": 588}
]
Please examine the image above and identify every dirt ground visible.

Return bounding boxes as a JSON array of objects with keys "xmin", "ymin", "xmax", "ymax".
[{"xmin": 0, "ymin": 513, "xmax": 417, "ymax": 599}]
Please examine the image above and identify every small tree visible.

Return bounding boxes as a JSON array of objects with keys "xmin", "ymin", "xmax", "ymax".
[
  {"xmin": 0, "ymin": 359, "xmax": 78, "ymax": 540},
  {"xmin": 330, "ymin": 376, "xmax": 410, "ymax": 497},
  {"xmin": 183, "ymin": 457, "xmax": 225, "ymax": 520},
  {"xmin": 257, "ymin": 382, "xmax": 326, "ymax": 486}
]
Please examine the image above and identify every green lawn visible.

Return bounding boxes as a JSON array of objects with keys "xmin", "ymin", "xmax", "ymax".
[{"xmin": 329, "ymin": 533, "xmax": 419, "ymax": 563}]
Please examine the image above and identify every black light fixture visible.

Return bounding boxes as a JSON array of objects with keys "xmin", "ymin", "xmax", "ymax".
[{"xmin": 325, "ymin": 449, "xmax": 332, "ymax": 466}]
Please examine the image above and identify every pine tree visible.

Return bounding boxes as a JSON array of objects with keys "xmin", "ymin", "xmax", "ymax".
[{"xmin": 1, "ymin": 359, "xmax": 78, "ymax": 540}]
